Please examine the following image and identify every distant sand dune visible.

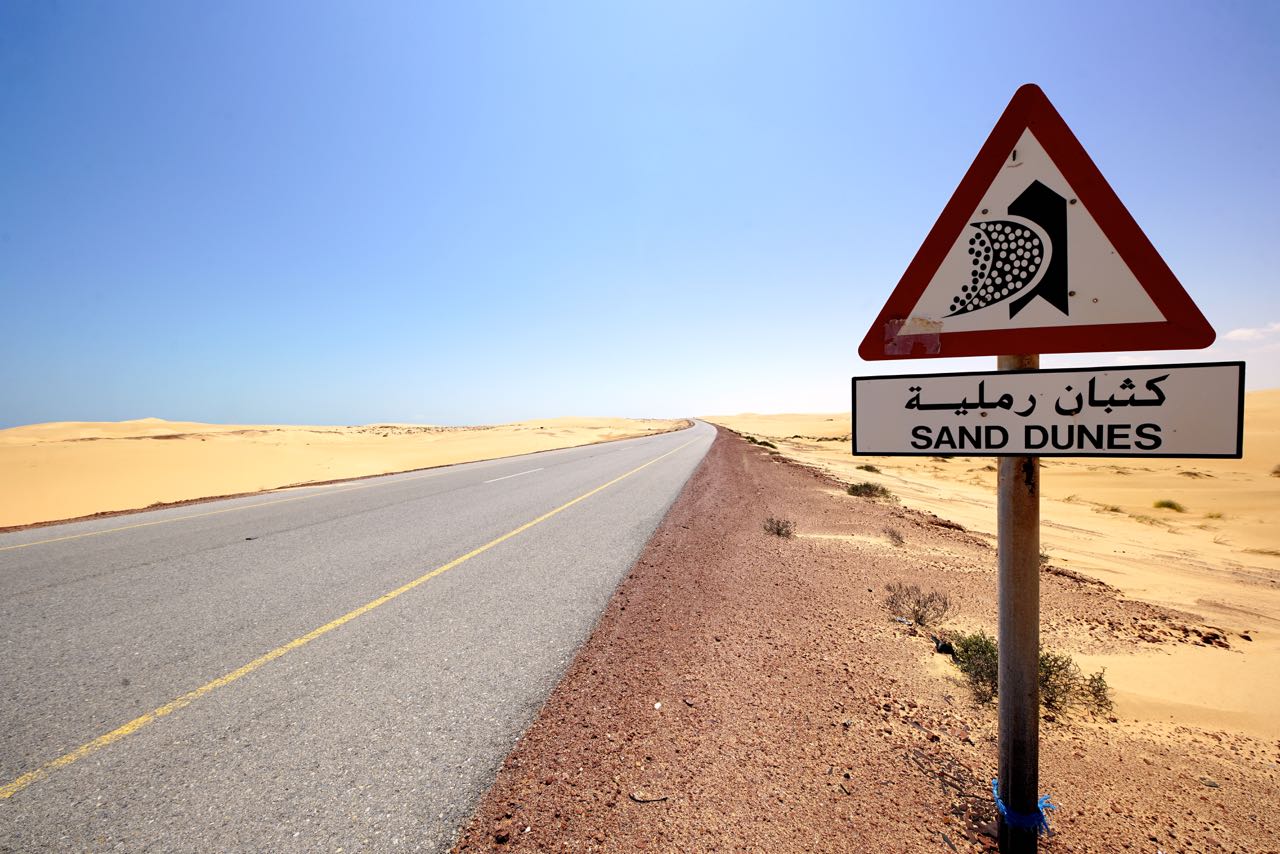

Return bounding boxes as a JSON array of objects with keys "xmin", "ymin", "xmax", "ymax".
[{"xmin": 0, "ymin": 416, "xmax": 688, "ymax": 529}]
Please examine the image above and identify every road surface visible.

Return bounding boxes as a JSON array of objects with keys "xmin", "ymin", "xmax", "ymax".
[{"xmin": 0, "ymin": 421, "xmax": 713, "ymax": 851}]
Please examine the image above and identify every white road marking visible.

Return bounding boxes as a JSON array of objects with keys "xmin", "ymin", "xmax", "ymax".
[{"xmin": 482, "ymin": 468, "xmax": 544, "ymax": 484}]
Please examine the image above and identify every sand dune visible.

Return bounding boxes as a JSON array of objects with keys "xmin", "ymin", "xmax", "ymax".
[
  {"xmin": 0, "ymin": 416, "xmax": 688, "ymax": 529},
  {"xmin": 707, "ymin": 390, "xmax": 1280, "ymax": 739}
]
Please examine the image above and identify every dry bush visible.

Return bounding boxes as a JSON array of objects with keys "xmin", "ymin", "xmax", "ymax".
[
  {"xmin": 762, "ymin": 516, "xmax": 794, "ymax": 538},
  {"xmin": 884, "ymin": 581, "xmax": 951, "ymax": 627},
  {"xmin": 883, "ymin": 527, "xmax": 905, "ymax": 547}
]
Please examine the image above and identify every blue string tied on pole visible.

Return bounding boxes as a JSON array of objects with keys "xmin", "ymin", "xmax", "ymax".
[{"xmin": 992, "ymin": 779, "xmax": 1057, "ymax": 835}]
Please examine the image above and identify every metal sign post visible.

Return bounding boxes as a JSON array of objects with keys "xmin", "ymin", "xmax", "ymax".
[
  {"xmin": 996, "ymin": 354, "xmax": 1040, "ymax": 853},
  {"xmin": 855, "ymin": 85, "xmax": 1227, "ymax": 853}
]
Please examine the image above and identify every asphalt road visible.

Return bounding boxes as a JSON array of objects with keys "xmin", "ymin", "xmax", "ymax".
[{"xmin": 0, "ymin": 420, "xmax": 713, "ymax": 852}]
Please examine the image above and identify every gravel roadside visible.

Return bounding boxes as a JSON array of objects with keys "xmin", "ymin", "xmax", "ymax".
[{"xmin": 453, "ymin": 427, "xmax": 1278, "ymax": 852}]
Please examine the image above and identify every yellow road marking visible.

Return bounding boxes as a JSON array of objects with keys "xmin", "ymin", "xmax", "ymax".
[{"xmin": 0, "ymin": 436, "xmax": 699, "ymax": 800}]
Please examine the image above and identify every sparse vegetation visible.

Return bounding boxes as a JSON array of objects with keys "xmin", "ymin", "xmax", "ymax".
[
  {"xmin": 1038, "ymin": 650, "xmax": 1081, "ymax": 712},
  {"xmin": 1271, "ymin": 463, "xmax": 1280, "ymax": 478},
  {"xmin": 951, "ymin": 630, "xmax": 999, "ymax": 703},
  {"xmin": 1154, "ymin": 499, "xmax": 1186, "ymax": 513},
  {"xmin": 1039, "ymin": 651, "xmax": 1114, "ymax": 714},
  {"xmin": 847, "ymin": 481, "xmax": 895, "ymax": 501},
  {"xmin": 883, "ymin": 527, "xmax": 905, "ymax": 547},
  {"xmin": 1100, "ymin": 505, "xmax": 1123, "ymax": 513},
  {"xmin": 758, "ymin": 439, "xmax": 777, "ymax": 449},
  {"xmin": 762, "ymin": 516, "xmax": 795, "ymax": 538},
  {"xmin": 1085, "ymin": 669, "xmax": 1115, "ymax": 714},
  {"xmin": 1204, "ymin": 511, "xmax": 1224, "ymax": 520},
  {"xmin": 947, "ymin": 631, "xmax": 1113, "ymax": 713},
  {"xmin": 1039, "ymin": 549, "xmax": 1051, "ymax": 568},
  {"xmin": 856, "ymin": 463, "xmax": 881, "ymax": 473},
  {"xmin": 884, "ymin": 581, "xmax": 951, "ymax": 628}
]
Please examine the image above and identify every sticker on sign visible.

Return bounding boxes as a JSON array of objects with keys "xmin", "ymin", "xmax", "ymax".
[{"xmin": 852, "ymin": 362, "xmax": 1243, "ymax": 458}]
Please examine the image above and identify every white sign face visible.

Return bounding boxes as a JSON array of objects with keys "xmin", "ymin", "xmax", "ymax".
[
  {"xmin": 899, "ymin": 130, "xmax": 1166, "ymax": 337},
  {"xmin": 853, "ymin": 362, "xmax": 1243, "ymax": 458}
]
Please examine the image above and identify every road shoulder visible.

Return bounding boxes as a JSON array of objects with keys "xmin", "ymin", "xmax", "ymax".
[{"xmin": 453, "ymin": 427, "xmax": 1278, "ymax": 852}]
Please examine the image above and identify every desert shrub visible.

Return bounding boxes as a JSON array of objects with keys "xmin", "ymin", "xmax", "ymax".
[
  {"xmin": 1204, "ymin": 511, "xmax": 1224, "ymax": 520},
  {"xmin": 1153, "ymin": 499, "xmax": 1186, "ymax": 512},
  {"xmin": 884, "ymin": 581, "xmax": 950, "ymax": 627},
  {"xmin": 1039, "ymin": 652, "xmax": 1115, "ymax": 714},
  {"xmin": 1272, "ymin": 463, "xmax": 1280, "ymax": 478},
  {"xmin": 744, "ymin": 436, "xmax": 760, "ymax": 445},
  {"xmin": 1039, "ymin": 549, "xmax": 1051, "ymax": 567},
  {"xmin": 856, "ymin": 463, "xmax": 881, "ymax": 473},
  {"xmin": 883, "ymin": 527, "xmax": 905, "ymax": 547},
  {"xmin": 946, "ymin": 633, "xmax": 1112, "ymax": 714},
  {"xmin": 951, "ymin": 631, "xmax": 999, "ymax": 703},
  {"xmin": 763, "ymin": 516, "xmax": 794, "ymax": 538},
  {"xmin": 1085, "ymin": 669, "xmax": 1114, "ymax": 714},
  {"xmin": 847, "ymin": 481, "xmax": 894, "ymax": 501},
  {"xmin": 758, "ymin": 440, "xmax": 777, "ymax": 449},
  {"xmin": 1038, "ymin": 651, "xmax": 1082, "ymax": 711}
]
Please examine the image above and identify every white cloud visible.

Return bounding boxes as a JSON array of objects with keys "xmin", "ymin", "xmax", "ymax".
[{"xmin": 1224, "ymin": 322, "xmax": 1280, "ymax": 342}]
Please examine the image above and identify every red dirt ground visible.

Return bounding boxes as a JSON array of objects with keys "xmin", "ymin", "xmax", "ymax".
[{"xmin": 453, "ymin": 428, "xmax": 1279, "ymax": 853}]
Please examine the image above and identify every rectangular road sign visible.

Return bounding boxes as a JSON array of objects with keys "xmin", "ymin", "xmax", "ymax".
[{"xmin": 853, "ymin": 361, "xmax": 1243, "ymax": 458}]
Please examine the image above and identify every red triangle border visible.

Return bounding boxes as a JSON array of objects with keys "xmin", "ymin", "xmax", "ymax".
[{"xmin": 858, "ymin": 84, "xmax": 1215, "ymax": 361}]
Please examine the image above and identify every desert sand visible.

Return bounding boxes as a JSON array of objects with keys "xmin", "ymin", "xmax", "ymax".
[
  {"xmin": 707, "ymin": 390, "xmax": 1280, "ymax": 742},
  {"xmin": 0, "ymin": 416, "xmax": 688, "ymax": 529}
]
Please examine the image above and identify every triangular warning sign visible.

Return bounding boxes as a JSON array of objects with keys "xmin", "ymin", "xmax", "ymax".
[{"xmin": 858, "ymin": 84, "xmax": 1215, "ymax": 361}]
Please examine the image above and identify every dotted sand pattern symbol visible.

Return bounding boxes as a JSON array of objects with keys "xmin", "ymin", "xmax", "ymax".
[{"xmin": 947, "ymin": 221, "xmax": 1046, "ymax": 316}]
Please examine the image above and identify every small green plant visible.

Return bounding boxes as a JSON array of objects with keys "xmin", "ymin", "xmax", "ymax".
[
  {"xmin": 1154, "ymin": 499, "xmax": 1186, "ymax": 512},
  {"xmin": 763, "ymin": 516, "xmax": 795, "ymax": 538},
  {"xmin": 947, "ymin": 634, "xmax": 1113, "ymax": 714},
  {"xmin": 1038, "ymin": 650, "xmax": 1081, "ymax": 712},
  {"xmin": 883, "ymin": 527, "xmax": 905, "ymax": 547},
  {"xmin": 1039, "ymin": 652, "xmax": 1115, "ymax": 714},
  {"xmin": 884, "ymin": 581, "xmax": 951, "ymax": 627},
  {"xmin": 951, "ymin": 631, "xmax": 999, "ymax": 703},
  {"xmin": 847, "ymin": 481, "xmax": 894, "ymax": 501},
  {"xmin": 856, "ymin": 463, "xmax": 881, "ymax": 473}
]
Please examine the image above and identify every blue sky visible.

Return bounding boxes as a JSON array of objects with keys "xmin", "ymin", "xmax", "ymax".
[{"xmin": 2, "ymin": 1, "xmax": 1277, "ymax": 427}]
